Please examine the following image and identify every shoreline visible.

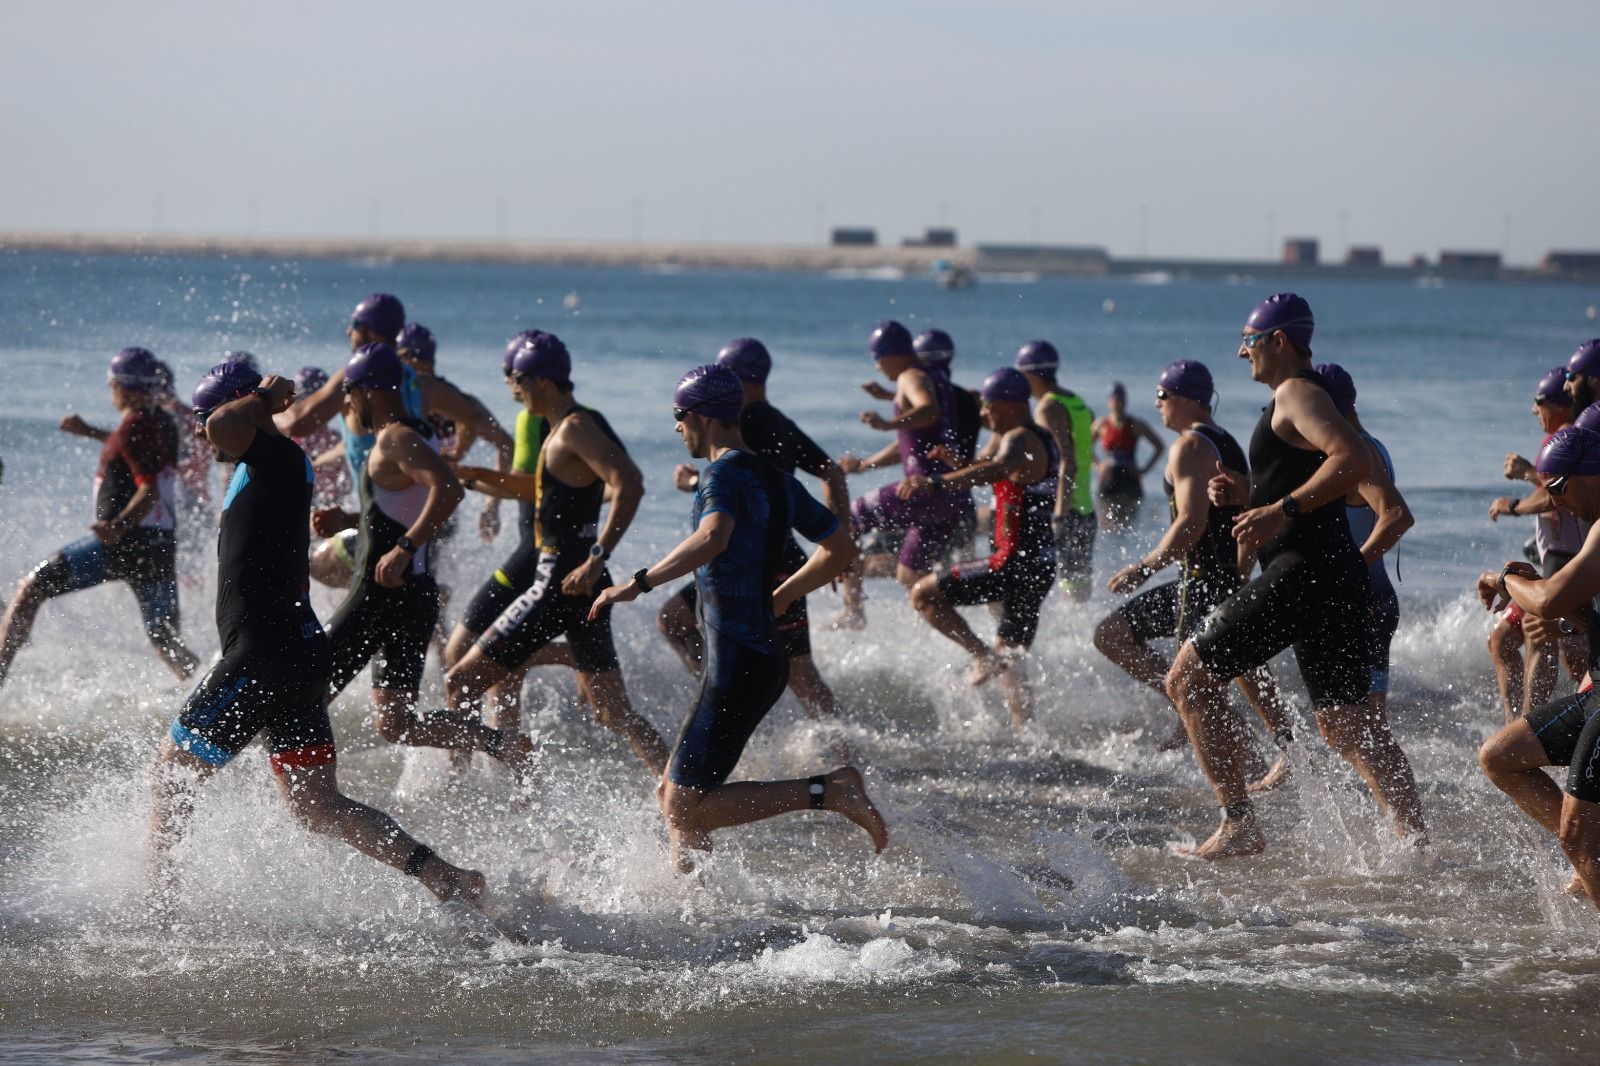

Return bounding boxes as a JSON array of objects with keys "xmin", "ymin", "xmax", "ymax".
[{"xmin": 2, "ymin": 230, "xmax": 1596, "ymax": 285}]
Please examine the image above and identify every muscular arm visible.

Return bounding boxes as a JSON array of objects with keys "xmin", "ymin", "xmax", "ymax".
[
  {"xmin": 924, "ymin": 428, "xmax": 1029, "ymax": 494},
  {"xmin": 422, "ymin": 377, "xmax": 513, "ymax": 472},
  {"xmin": 1034, "ymin": 397, "xmax": 1077, "ymax": 518},
  {"xmin": 1138, "ymin": 437, "xmax": 1212, "ymax": 572},
  {"xmin": 878, "ymin": 369, "xmax": 941, "ymax": 432},
  {"xmin": 451, "ymin": 464, "xmax": 536, "ymax": 501},
  {"xmin": 634, "ymin": 512, "xmax": 735, "ymax": 592},
  {"xmin": 851, "ymin": 439, "xmax": 903, "ymax": 472},
  {"xmin": 1353, "ymin": 441, "xmax": 1414, "ymax": 567},
  {"xmin": 774, "ymin": 524, "xmax": 859, "ymax": 612},
  {"xmin": 1274, "ymin": 379, "xmax": 1373, "ymax": 511},
  {"xmin": 382, "ymin": 425, "xmax": 465, "ymax": 548},
  {"xmin": 819, "ymin": 461, "xmax": 851, "ymax": 521},
  {"xmin": 569, "ymin": 418, "xmax": 645, "ymax": 557}
]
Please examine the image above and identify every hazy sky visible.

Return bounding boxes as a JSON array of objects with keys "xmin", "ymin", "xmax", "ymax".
[{"xmin": 4, "ymin": 1, "xmax": 1596, "ymax": 263}]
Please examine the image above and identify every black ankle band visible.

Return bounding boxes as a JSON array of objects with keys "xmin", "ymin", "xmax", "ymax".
[
  {"xmin": 404, "ymin": 844, "xmax": 434, "ymax": 877},
  {"xmin": 1273, "ymin": 729, "xmax": 1294, "ymax": 749},
  {"xmin": 808, "ymin": 774, "xmax": 826, "ymax": 810},
  {"xmin": 484, "ymin": 729, "xmax": 506, "ymax": 759},
  {"xmin": 1222, "ymin": 800, "xmax": 1252, "ymax": 822}
]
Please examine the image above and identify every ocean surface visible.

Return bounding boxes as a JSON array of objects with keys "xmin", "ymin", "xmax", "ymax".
[{"xmin": 2, "ymin": 250, "xmax": 1599, "ymax": 1063}]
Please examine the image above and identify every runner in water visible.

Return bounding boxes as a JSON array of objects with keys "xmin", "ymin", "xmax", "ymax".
[
  {"xmin": 901, "ymin": 368, "xmax": 1059, "ymax": 727},
  {"xmin": 589, "ymin": 364, "xmax": 886, "ymax": 872},
  {"xmin": 1169, "ymin": 293, "xmax": 1427, "ymax": 858},
  {"xmin": 1315, "ymin": 363, "xmax": 1416, "ymax": 722},
  {"xmin": 151, "ymin": 359, "xmax": 214, "ymax": 513},
  {"xmin": 1478, "ymin": 425, "xmax": 1600, "ymax": 910},
  {"xmin": 835, "ymin": 320, "xmax": 969, "ymax": 628},
  {"xmin": 446, "ymin": 331, "xmax": 576, "ymax": 743},
  {"xmin": 658, "ymin": 338, "xmax": 853, "ymax": 749},
  {"xmin": 150, "ymin": 360, "xmax": 483, "ymax": 912},
  {"xmin": 1092, "ymin": 382, "xmax": 1163, "ymax": 530},
  {"xmin": 0, "ymin": 347, "xmax": 199, "ymax": 691},
  {"xmin": 1488, "ymin": 368, "xmax": 1588, "ymax": 719},
  {"xmin": 852, "ymin": 328, "xmax": 979, "ymax": 581},
  {"xmin": 1092, "ymin": 361, "xmax": 1293, "ymax": 758},
  {"xmin": 444, "ymin": 331, "xmax": 669, "ymax": 777},
  {"xmin": 1015, "ymin": 341, "xmax": 1097, "ymax": 602},
  {"xmin": 319, "ymin": 343, "xmax": 485, "ymax": 758}
]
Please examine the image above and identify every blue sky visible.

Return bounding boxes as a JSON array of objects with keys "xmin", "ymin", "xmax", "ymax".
[{"xmin": 4, "ymin": 1, "xmax": 1596, "ymax": 263}]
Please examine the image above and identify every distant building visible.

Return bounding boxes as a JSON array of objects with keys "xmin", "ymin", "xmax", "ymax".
[
  {"xmin": 1410, "ymin": 254, "xmax": 1430, "ymax": 269},
  {"xmin": 1345, "ymin": 246, "xmax": 1382, "ymax": 267},
  {"xmin": 975, "ymin": 243, "xmax": 1109, "ymax": 276},
  {"xmin": 831, "ymin": 227, "xmax": 877, "ymax": 247},
  {"xmin": 1437, "ymin": 251, "xmax": 1502, "ymax": 276},
  {"xmin": 1282, "ymin": 238, "xmax": 1319, "ymax": 266},
  {"xmin": 1543, "ymin": 250, "xmax": 1600, "ymax": 276},
  {"xmin": 903, "ymin": 227, "xmax": 957, "ymax": 248}
]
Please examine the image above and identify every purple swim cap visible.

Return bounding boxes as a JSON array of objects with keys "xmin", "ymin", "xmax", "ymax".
[
  {"xmin": 397, "ymin": 322, "xmax": 437, "ymax": 365},
  {"xmin": 1014, "ymin": 340, "xmax": 1059, "ymax": 373},
  {"xmin": 1157, "ymin": 360, "xmax": 1215, "ymax": 406},
  {"xmin": 980, "ymin": 367, "xmax": 1031, "ymax": 404},
  {"xmin": 508, "ymin": 331, "xmax": 572, "ymax": 386},
  {"xmin": 192, "ymin": 359, "xmax": 263, "ymax": 417},
  {"xmin": 1567, "ymin": 339, "xmax": 1600, "ymax": 379},
  {"xmin": 1246, "ymin": 292, "xmax": 1315, "ymax": 352},
  {"xmin": 1313, "ymin": 363, "xmax": 1357, "ymax": 416},
  {"xmin": 869, "ymin": 320, "xmax": 915, "ymax": 360},
  {"xmin": 1575, "ymin": 405, "xmax": 1600, "ymax": 432},
  {"xmin": 503, "ymin": 330, "xmax": 544, "ymax": 375},
  {"xmin": 296, "ymin": 365, "xmax": 329, "ymax": 394},
  {"xmin": 1537, "ymin": 366, "xmax": 1573, "ymax": 406},
  {"xmin": 344, "ymin": 342, "xmax": 404, "ymax": 392},
  {"xmin": 716, "ymin": 337, "xmax": 772, "ymax": 385},
  {"xmin": 673, "ymin": 364, "xmax": 745, "ymax": 422},
  {"xmin": 1109, "ymin": 382, "xmax": 1127, "ymax": 401},
  {"xmin": 914, "ymin": 329, "xmax": 955, "ymax": 368},
  {"xmin": 222, "ymin": 350, "xmax": 260, "ymax": 374},
  {"xmin": 108, "ymin": 347, "xmax": 163, "ymax": 390},
  {"xmin": 1536, "ymin": 426, "xmax": 1600, "ymax": 476},
  {"xmin": 351, "ymin": 293, "xmax": 405, "ymax": 340}
]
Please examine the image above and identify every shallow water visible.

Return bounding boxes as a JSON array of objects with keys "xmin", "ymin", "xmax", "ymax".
[{"xmin": 3, "ymin": 252, "xmax": 1599, "ymax": 1061}]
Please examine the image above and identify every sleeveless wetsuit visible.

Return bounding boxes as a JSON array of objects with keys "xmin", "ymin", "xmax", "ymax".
[
  {"xmin": 675, "ymin": 399, "xmax": 835, "ymax": 658},
  {"xmin": 476, "ymin": 407, "xmax": 625, "ymax": 674},
  {"xmin": 1098, "ymin": 418, "xmax": 1143, "ymax": 504},
  {"xmin": 28, "ymin": 407, "xmax": 184, "ymax": 657},
  {"xmin": 668, "ymin": 449, "xmax": 839, "ymax": 790},
  {"xmin": 325, "ymin": 417, "xmax": 442, "ymax": 697},
  {"xmin": 1191, "ymin": 372, "xmax": 1371, "ymax": 707},
  {"xmin": 1524, "ymin": 622, "xmax": 1600, "ymax": 803},
  {"xmin": 935, "ymin": 424, "xmax": 1060, "ymax": 647},
  {"xmin": 1345, "ymin": 433, "xmax": 1401, "ymax": 695},
  {"xmin": 850, "ymin": 368, "xmax": 972, "ymax": 572},
  {"xmin": 1118, "ymin": 422, "xmax": 1248, "ymax": 645},
  {"xmin": 1045, "ymin": 389, "xmax": 1097, "ymax": 589},
  {"xmin": 460, "ymin": 408, "xmax": 552, "ymax": 635},
  {"xmin": 169, "ymin": 432, "xmax": 334, "ymax": 772}
]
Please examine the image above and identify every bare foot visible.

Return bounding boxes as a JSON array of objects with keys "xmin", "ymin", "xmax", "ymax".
[
  {"xmin": 1247, "ymin": 756, "xmax": 1290, "ymax": 793},
  {"xmin": 967, "ymin": 650, "xmax": 1006, "ymax": 687},
  {"xmin": 1566, "ymin": 873, "xmax": 1585, "ymax": 897},
  {"xmin": 1177, "ymin": 815, "xmax": 1266, "ymax": 860},
  {"xmin": 824, "ymin": 766, "xmax": 889, "ymax": 854},
  {"xmin": 1157, "ymin": 719, "xmax": 1191, "ymax": 752},
  {"xmin": 828, "ymin": 607, "xmax": 867, "ymax": 632},
  {"xmin": 421, "ymin": 859, "xmax": 487, "ymax": 909}
]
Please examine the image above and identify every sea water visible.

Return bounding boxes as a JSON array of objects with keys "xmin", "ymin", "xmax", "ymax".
[{"xmin": 1, "ymin": 250, "xmax": 1598, "ymax": 1062}]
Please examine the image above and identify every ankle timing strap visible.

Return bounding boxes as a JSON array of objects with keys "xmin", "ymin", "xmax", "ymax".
[
  {"xmin": 404, "ymin": 844, "xmax": 435, "ymax": 877},
  {"xmin": 1221, "ymin": 800, "xmax": 1252, "ymax": 822},
  {"xmin": 808, "ymin": 774, "xmax": 826, "ymax": 810}
]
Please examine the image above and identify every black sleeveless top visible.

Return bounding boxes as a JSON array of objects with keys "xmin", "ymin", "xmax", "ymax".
[
  {"xmin": 1166, "ymin": 422, "xmax": 1247, "ymax": 584},
  {"xmin": 534, "ymin": 406, "xmax": 627, "ymax": 567},
  {"xmin": 1248, "ymin": 371, "xmax": 1361, "ymax": 565}
]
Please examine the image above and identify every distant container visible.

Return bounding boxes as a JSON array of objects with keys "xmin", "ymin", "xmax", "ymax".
[
  {"xmin": 1438, "ymin": 250, "xmax": 1502, "ymax": 275},
  {"xmin": 902, "ymin": 227, "xmax": 958, "ymax": 248},
  {"xmin": 1543, "ymin": 250, "xmax": 1600, "ymax": 276},
  {"xmin": 1282, "ymin": 238, "xmax": 1319, "ymax": 266},
  {"xmin": 1345, "ymin": 246, "xmax": 1382, "ymax": 267},
  {"xmin": 831, "ymin": 227, "xmax": 877, "ymax": 247}
]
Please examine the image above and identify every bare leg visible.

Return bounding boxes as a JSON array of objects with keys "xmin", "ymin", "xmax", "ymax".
[
  {"xmin": 1489, "ymin": 617, "xmax": 1525, "ymax": 722},
  {"xmin": 0, "ymin": 573, "xmax": 47, "ymax": 689},
  {"xmin": 1558, "ymin": 795, "xmax": 1600, "ymax": 909},
  {"xmin": 1313, "ymin": 699, "xmax": 1428, "ymax": 840},
  {"xmin": 148, "ymin": 742, "xmax": 217, "ymax": 911},
  {"xmin": 146, "ymin": 614, "xmax": 200, "ymax": 681},
  {"xmin": 1525, "ymin": 633, "xmax": 1560, "ymax": 714},
  {"xmin": 1560, "ymin": 632, "xmax": 1590, "ymax": 687},
  {"xmin": 1479, "ymin": 718, "xmax": 1563, "ymax": 835},
  {"xmin": 1165, "ymin": 643, "xmax": 1265, "ymax": 859},
  {"xmin": 371, "ymin": 687, "xmax": 499, "ymax": 753},
  {"xmin": 579, "ymin": 669, "xmax": 669, "ymax": 776},
  {"xmin": 831, "ymin": 553, "xmax": 868, "ymax": 630},
  {"xmin": 910, "ymin": 574, "xmax": 998, "ymax": 685},
  {"xmin": 444, "ymin": 647, "xmax": 537, "ymax": 780},
  {"xmin": 1093, "ymin": 609, "xmax": 1169, "ymax": 694},
  {"xmin": 657, "ymin": 592, "xmax": 703, "ymax": 673},
  {"xmin": 994, "ymin": 642, "xmax": 1033, "ymax": 727},
  {"xmin": 660, "ymin": 765, "xmax": 887, "ymax": 872},
  {"xmin": 272, "ymin": 760, "xmax": 484, "ymax": 905},
  {"xmin": 1239, "ymin": 667, "xmax": 1293, "ymax": 790}
]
